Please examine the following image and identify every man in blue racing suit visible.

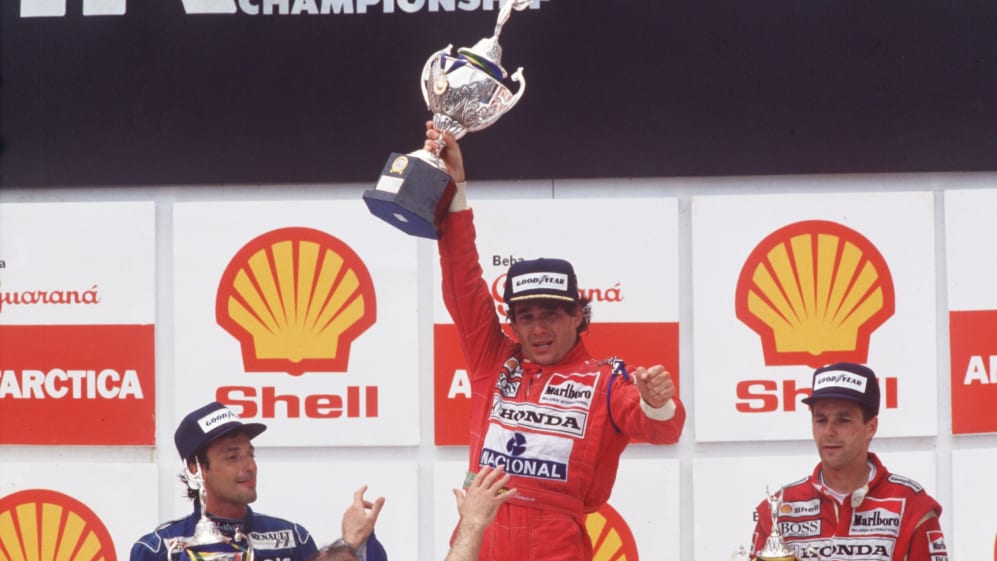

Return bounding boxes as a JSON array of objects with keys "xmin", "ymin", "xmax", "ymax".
[{"xmin": 130, "ymin": 401, "xmax": 387, "ymax": 561}]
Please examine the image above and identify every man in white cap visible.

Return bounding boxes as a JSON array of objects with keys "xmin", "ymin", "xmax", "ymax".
[
  {"xmin": 130, "ymin": 401, "xmax": 386, "ymax": 561},
  {"xmin": 751, "ymin": 362, "xmax": 947, "ymax": 561}
]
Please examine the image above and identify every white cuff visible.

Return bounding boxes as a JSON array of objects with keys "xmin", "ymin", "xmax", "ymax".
[
  {"xmin": 641, "ymin": 398, "xmax": 677, "ymax": 421},
  {"xmin": 449, "ymin": 181, "xmax": 469, "ymax": 212}
]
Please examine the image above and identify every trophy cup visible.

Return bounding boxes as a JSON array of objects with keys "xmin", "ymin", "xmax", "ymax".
[
  {"xmin": 731, "ymin": 487, "xmax": 803, "ymax": 561},
  {"xmin": 363, "ymin": 0, "xmax": 531, "ymax": 239},
  {"xmin": 167, "ymin": 462, "xmax": 254, "ymax": 561}
]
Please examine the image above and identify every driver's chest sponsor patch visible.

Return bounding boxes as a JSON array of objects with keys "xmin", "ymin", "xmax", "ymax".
[
  {"xmin": 490, "ymin": 395, "xmax": 589, "ymax": 438},
  {"xmin": 848, "ymin": 497, "xmax": 904, "ymax": 537},
  {"xmin": 479, "ymin": 425, "xmax": 572, "ymax": 482},
  {"xmin": 249, "ymin": 530, "xmax": 296, "ymax": 549},
  {"xmin": 777, "ymin": 518, "xmax": 821, "ymax": 538},
  {"xmin": 793, "ymin": 537, "xmax": 895, "ymax": 561},
  {"xmin": 538, "ymin": 371, "xmax": 600, "ymax": 409}
]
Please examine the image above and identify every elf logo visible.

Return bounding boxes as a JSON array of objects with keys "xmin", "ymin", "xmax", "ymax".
[{"xmin": 20, "ymin": 0, "xmax": 545, "ymax": 18}]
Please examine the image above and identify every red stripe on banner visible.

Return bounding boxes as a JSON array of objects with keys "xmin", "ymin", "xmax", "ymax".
[
  {"xmin": 0, "ymin": 324, "xmax": 155, "ymax": 445},
  {"xmin": 949, "ymin": 310, "xmax": 997, "ymax": 434}
]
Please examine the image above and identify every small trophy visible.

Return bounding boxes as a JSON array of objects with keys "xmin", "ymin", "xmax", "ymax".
[
  {"xmin": 167, "ymin": 462, "xmax": 254, "ymax": 561},
  {"xmin": 731, "ymin": 487, "xmax": 803, "ymax": 561},
  {"xmin": 363, "ymin": 0, "xmax": 531, "ymax": 239}
]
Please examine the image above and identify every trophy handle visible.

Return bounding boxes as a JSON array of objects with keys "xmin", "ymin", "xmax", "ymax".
[
  {"xmin": 504, "ymin": 66, "xmax": 526, "ymax": 111},
  {"xmin": 421, "ymin": 45, "xmax": 453, "ymax": 108}
]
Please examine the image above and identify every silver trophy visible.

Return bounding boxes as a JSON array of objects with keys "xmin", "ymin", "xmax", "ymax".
[
  {"xmin": 167, "ymin": 461, "xmax": 254, "ymax": 561},
  {"xmin": 731, "ymin": 487, "xmax": 802, "ymax": 561},
  {"xmin": 363, "ymin": 0, "xmax": 531, "ymax": 239}
]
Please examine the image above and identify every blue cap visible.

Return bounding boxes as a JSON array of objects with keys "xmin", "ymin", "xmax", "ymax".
[{"xmin": 174, "ymin": 401, "xmax": 267, "ymax": 461}]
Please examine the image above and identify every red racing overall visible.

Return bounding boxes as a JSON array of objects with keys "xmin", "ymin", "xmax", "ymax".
[
  {"xmin": 751, "ymin": 453, "xmax": 947, "ymax": 561},
  {"xmin": 439, "ymin": 209, "xmax": 686, "ymax": 561}
]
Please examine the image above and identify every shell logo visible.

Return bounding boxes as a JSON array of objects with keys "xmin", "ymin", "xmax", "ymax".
[
  {"xmin": 216, "ymin": 227, "xmax": 377, "ymax": 375},
  {"xmin": 735, "ymin": 220, "xmax": 894, "ymax": 368},
  {"xmin": 585, "ymin": 502, "xmax": 640, "ymax": 560},
  {"xmin": 0, "ymin": 489, "xmax": 116, "ymax": 561}
]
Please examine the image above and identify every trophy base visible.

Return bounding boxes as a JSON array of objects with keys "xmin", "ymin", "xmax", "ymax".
[{"xmin": 363, "ymin": 151, "xmax": 456, "ymax": 240}]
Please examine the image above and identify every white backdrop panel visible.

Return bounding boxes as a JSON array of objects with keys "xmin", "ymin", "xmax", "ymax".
[
  {"xmin": 951, "ymin": 448, "xmax": 997, "ymax": 560},
  {"xmin": 0, "ymin": 461, "xmax": 159, "ymax": 561},
  {"xmin": 432, "ymin": 198, "xmax": 680, "ymax": 323},
  {"xmin": 0, "ymin": 201, "xmax": 155, "ymax": 324},
  {"xmin": 944, "ymin": 188, "xmax": 997, "ymax": 310},
  {"xmin": 691, "ymin": 191, "xmax": 937, "ymax": 441},
  {"xmin": 173, "ymin": 200, "xmax": 419, "ymax": 446}
]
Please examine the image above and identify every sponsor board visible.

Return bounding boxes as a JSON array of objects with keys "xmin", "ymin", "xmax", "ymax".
[
  {"xmin": 173, "ymin": 200, "xmax": 418, "ymax": 446},
  {"xmin": 20, "ymin": 0, "xmax": 548, "ymax": 18},
  {"xmin": 691, "ymin": 191, "xmax": 937, "ymax": 442},
  {"xmin": 0, "ymin": 462, "xmax": 158, "ymax": 561},
  {"xmin": 432, "ymin": 197, "xmax": 680, "ymax": 445},
  {"xmin": 431, "ymin": 458, "xmax": 679, "ymax": 561},
  {"xmin": 0, "ymin": 489, "xmax": 118, "ymax": 561},
  {"xmin": 585, "ymin": 502, "xmax": 640, "ymax": 561},
  {"xmin": 693, "ymin": 451, "xmax": 936, "ymax": 561},
  {"xmin": 0, "ymin": 202, "xmax": 155, "ymax": 445},
  {"xmin": 945, "ymin": 188, "xmax": 997, "ymax": 434}
]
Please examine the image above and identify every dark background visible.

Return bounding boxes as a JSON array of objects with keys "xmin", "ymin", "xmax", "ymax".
[{"xmin": 2, "ymin": 0, "xmax": 996, "ymax": 188}]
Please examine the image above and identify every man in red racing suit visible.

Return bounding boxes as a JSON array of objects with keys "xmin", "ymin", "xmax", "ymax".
[
  {"xmin": 751, "ymin": 363, "xmax": 947, "ymax": 561},
  {"xmin": 752, "ymin": 453, "xmax": 946, "ymax": 561},
  {"xmin": 429, "ymin": 123, "xmax": 687, "ymax": 561}
]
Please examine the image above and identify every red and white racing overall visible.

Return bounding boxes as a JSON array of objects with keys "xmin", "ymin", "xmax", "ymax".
[
  {"xmin": 439, "ymin": 209, "xmax": 686, "ymax": 561},
  {"xmin": 752, "ymin": 453, "xmax": 947, "ymax": 561}
]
